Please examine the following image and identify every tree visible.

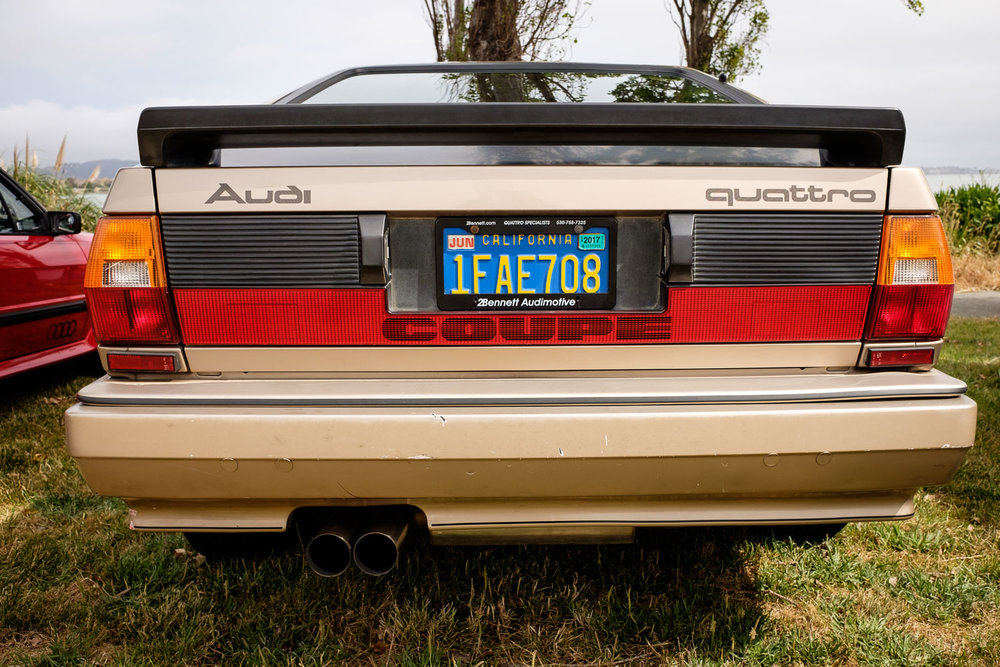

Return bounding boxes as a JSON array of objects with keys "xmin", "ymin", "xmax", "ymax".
[
  {"xmin": 422, "ymin": 0, "xmax": 587, "ymax": 61},
  {"xmin": 424, "ymin": 0, "xmax": 468, "ymax": 61},
  {"xmin": 667, "ymin": 0, "xmax": 769, "ymax": 82},
  {"xmin": 668, "ymin": 0, "xmax": 926, "ymax": 82}
]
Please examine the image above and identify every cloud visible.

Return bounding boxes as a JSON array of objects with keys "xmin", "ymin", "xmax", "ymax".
[
  {"xmin": 0, "ymin": 102, "xmax": 140, "ymax": 165},
  {"xmin": 0, "ymin": 98, "xmax": 228, "ymax": 165},
  {"xmin": 3, "ymin": 0, "xmax": 998, "ymax": 168}
]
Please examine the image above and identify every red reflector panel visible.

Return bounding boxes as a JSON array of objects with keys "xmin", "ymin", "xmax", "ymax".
[
  {"xmin": 86, "ymin": 288, "xmax": 181, "ymax": 345},
  {"xmin": 865, "ymin": 284, "xmax": 953, "ymax": 340},
  {"xmin": 669, "ymin": 285, "xmax": 870, "ymax": 343},
  {"xmin": 869, "ymin": 348, "xmax": 935, "ymax": 367},
  {"xmin": 172, "ymin": 285, "xmax": 871, "ymax": 346},
  {"xmin": 106, "ymin": 353, "xmax": 177, "ymax": 372}
]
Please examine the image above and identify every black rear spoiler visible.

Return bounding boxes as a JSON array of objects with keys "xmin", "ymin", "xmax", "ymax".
[{"xmin": 137, "ymin": 103, "xmax": 905, "ymax": 168}]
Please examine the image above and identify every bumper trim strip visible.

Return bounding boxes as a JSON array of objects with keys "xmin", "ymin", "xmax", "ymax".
[
  {"xmin": 75, "ymin": 370, "xmax": 968, "ymax": 408},
  {"xmin": 429, "ymin": 514, "xmax": 913, "ymax": 528}
]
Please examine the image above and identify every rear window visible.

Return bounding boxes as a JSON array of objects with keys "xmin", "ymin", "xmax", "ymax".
[
  {"xmin": 297, "ymin": 71, "xmax": 736, "ymax": 105},
  {"xmin": 219, "ymin": 145, "xmax": 820, "ymax": 168}
]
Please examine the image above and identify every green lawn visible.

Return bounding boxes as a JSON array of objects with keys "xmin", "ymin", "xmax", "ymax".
[{"xmin": 1, "ymin": 319, "xmax": 998, "ymax": 665}]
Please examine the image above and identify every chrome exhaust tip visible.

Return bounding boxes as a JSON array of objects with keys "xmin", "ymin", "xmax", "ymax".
[
  {"xmin": 305, "ymin": 524, "xmax": 354, "ymax": 577},
  {"xmin": 353, "ymin": 519, "xmax": 409, "ymax": 576}
]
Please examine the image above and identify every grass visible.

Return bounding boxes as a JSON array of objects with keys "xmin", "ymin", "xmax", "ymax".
[
  {"xmin": 953, "ymin": 252, "xmax": 1000, "ymax": 292},
  {"xmin": 1, "ymin": 319, "xmax": 998, "ymax": 665},
  {"xmin": 938, "ymin": 180, "xmax": 1000, "ymax": 255},
  {"xmin": 4, "ymin": 139, "xmax": 103, "ymax": 232},
  {"xmin": 933, "ymin": 179, "xmax": 1000, "ymax": 293},
  {"xmin": 940, "ymin": 179, "xmax": 1000, "ymax": 293}
]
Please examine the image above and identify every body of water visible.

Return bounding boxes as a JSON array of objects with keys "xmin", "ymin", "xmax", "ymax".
[
  {"xmin": 924, "ymin": 171, "xmax": 999, "ymax": 192},
  {"xmin": 83, "ymin": 191, "xmax": 107, "ymax": 208}
]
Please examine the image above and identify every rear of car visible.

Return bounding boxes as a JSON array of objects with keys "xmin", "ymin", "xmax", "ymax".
[{"xmin": 65, "ymin": 64, "xmax": 975, "ymax": 571}]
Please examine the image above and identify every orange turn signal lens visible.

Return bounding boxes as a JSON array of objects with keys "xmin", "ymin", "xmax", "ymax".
[
  {"xmin": 84, "ymin": 216, "xmax": 166, "ymax": 289},
  {"xmin": 876, "ymin": 216, "xmax": 954, "ymax": 286}
]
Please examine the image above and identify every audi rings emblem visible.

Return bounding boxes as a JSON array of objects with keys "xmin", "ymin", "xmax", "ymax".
[{"xmin": 49, "ymin": 320, "xmax": 78, "ymax": 340}]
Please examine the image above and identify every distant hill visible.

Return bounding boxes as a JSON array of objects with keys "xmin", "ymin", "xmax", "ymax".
[{"xmin": 43, "ymin": 159, "xmax": 138, "ymax": 181}]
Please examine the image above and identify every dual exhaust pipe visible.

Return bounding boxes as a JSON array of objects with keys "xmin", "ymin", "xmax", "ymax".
[{"xmin": 305, "ymin": 514, "xmax": 410, "ymax": 577}]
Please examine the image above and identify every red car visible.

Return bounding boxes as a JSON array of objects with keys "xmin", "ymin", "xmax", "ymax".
[{"xmin": 0, "ymin": 167, "xmax": 95, "ymax": 379}]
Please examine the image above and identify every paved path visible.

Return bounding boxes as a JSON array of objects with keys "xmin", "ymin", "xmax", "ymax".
[{"xmin": 952, "ymin": 291, "xmax": 1000, "ymax": 319}]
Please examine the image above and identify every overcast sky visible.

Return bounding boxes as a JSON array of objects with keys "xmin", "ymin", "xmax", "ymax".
[{"xmin": 2, "ymin": 0, "xmax": 997, "ymax": 168}]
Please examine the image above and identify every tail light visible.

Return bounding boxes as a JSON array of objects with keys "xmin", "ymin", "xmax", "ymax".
[
  {"xmin": 865, "ymin": 215, "xmax": 953, "ymax": 341},
  {"xmin": 106, "ymin": 352, "xmax": 178, "ymax": 372},
  {"xmin": 868, "ymin": 347, "xmax": 936, "ymax": 368},
  {"xmin": 85, "ymin": 216, "xmax": 180, "ymax": 345}
]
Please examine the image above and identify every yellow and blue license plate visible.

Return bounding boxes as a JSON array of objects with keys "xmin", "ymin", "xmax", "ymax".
[{"xmin": 437, "ymin": 217, "xmax": 616, "ymax": 310}]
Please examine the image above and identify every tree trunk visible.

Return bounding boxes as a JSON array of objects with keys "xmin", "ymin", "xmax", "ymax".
[
  {"xmin": 468, "ymin": 0, "xmax": 522, "ymax": 60},
  {"xmin": 445, "ymin": 0, "xmax": 467, "ymax": 61},
  {"xmin": 686, "ymin": 0, "xmax": 714, "ymax": 72}
]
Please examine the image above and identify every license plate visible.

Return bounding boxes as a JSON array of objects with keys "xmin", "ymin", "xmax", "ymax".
[{"xmin": 437, "ymin": 217, "xmax": 616, "ymax": 310}]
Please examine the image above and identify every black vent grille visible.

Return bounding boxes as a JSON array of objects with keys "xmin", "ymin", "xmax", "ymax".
[
  {"xmin": 692, "ymin": 214, "xmax": 882, "ymax": 285},
  {"xmin": 161, "ymin": 215, "xmax": 360, "ymax": 287}
]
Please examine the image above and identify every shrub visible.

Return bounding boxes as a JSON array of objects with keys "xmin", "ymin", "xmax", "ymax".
[{"xmin": 936, "ymin": 180, "xmax": 1000, "ymax": 254}]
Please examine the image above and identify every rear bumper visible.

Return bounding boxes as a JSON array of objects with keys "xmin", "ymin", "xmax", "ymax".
[{"xmin": 65, "ymin": 370, "xmax": 976, "ymax": 534}]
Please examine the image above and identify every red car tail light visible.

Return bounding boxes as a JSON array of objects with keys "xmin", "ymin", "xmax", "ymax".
[
  {"xmin": 865, "ymin": 215, "xmax": 954, "ymax": 341},
  {"xmin": 868, "ymin": 348, "xmax": 936, "ymax": 367},
  {"xmin": 85, "ymin": 216, "xmax": 180, "ymax": 345},
  {"xmin": 106, "ymin": 352, "xmax": 178, "ymax": 373}
]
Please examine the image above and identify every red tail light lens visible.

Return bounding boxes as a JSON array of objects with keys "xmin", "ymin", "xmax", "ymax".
[
  {"xmin": 85, "ymin": 216, "xmax": 180, "ymax": 345},
  {"xmin": 866, "ymin": 284, "xmax": 953, "ymax": 339},
  {"xmin": 868, "ymin": 348, "xmax": 935, "ymax": 367},
  {"xmin": 87, "ymin": 288, "xmax": 180, "ymax": 344},
  {"xmin": 106, "ymin": 352, "xmax": 178, "ymax": 372}
]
